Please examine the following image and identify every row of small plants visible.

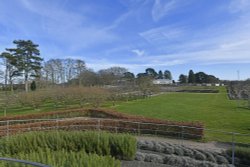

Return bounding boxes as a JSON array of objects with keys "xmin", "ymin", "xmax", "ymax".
[
  {"xmin": 0, "ymin": 149, "xmax": 120, "ymax": 167},
  {"xmin": 137, "ymin": 140, "xmax": 230, "ymax": 165},
  {"xmin": 137, "ymin": 140, "xmax": 250, "ymax": 166},
  {"xmin": 0, "ymin": 131, "xmax": 136, "ymax": 166},
  {"xmin": 0, "ymin": 131, "xmax": 136, "ymax": 160},
  {"xmin": 1, "ymin": 87, "xmax": 147, "ymax": 112}
]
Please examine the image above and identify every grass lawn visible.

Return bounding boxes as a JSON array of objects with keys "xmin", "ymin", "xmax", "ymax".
[{"xmin": 113, "ymin": 87, "xmax": 250, "ymax": 143}]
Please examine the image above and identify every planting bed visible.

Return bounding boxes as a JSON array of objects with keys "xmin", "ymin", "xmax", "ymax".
[
  {"xmin": 0, "ymin": 131, "xmax": 135, "ymax": 167},
  {"xmin": 134, "ymin": 140, "xmax": 234, "ymax": 167},
  {"xmin": 0, "ymin": 109, "xmax": 204, "ymax": 140}
]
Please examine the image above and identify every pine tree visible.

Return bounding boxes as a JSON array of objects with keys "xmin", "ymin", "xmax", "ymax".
[
  {"xmin": 164, "ymin": 70, "xmax": 172, "ymax": 80},
  {"xmin": 188, "ymin": 70, "xmax": 195, "ymax": 83},
  {"xmin": 158, "ymin": 70, "xmax": 163, "ymax": 79},
  {"xmin": 6, "ymin": 40, "xmax": 43, "ymax": 92}
]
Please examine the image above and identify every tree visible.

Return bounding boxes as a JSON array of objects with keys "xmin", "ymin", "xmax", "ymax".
[
  {"xmin": 0, "ymin": 51, "xmax": 20, "ymax": 91},
  {"xmin": 179, "ymin": 74, "xmax": 187, "ymax": 84},
  {"xmin": 30, "ymin": 80, "xmax": 36, "ymax": 91},
  {"xmin": 188, "ymin": 70, "xmax": 195, "ymax": 83},
  {"xmin": 136, "ymin": 73, "xmax": 147, "ymax": 78},
  {"xmin": 75, "ymin": 59, "xmax": 86, "ymax": 86},
  {"xmin": 123, "ymin": 72, "xmax": 135, "ymax": 81},
  {"xmin": 98, "ymin": 67, "xmax": 128, "ymax": 85},
  {"xmin": 195, "ymin": 72, "xmax": 207, "ymax": 83},
  {"xmin": 206, "ymin": 75, "xmax": 219, "ymax": 83},
  {"xmin": 136, "ymin": 75, "xmax": 157, "ymax": 97},
  {"xmin": 158, "ymin": 70, "xmax": 163, "ymax": 79},
  {"xmin": 77, "ymin": 69, "xmax": 100, "ymax": 86},
  {"xmin": 164, "ymin": 70, "xmax": 172, "ymax": 80},
  {"xmin": 6, "ymin": 40, "xmax": 43, "ymax": 92},
  {"xmin": 145, "ymin": 68, "xmax": 157, "ymax": 78}
]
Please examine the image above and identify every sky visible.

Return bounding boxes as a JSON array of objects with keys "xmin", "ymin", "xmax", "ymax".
[{"xmin": 1, "ymin": 0, "xmax": 250, "ymax": 80}]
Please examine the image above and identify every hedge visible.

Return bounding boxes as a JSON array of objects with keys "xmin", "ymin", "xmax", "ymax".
[
  {"xmin": 0, "ymin": 149, "xmax": 120, "ymax": 167},
  {"xmin": 0, "ymin": 109, "xmax": 204, "ymax": 139},
  {"xmin": 0, "ymin": 131, "xmax": 136, "ymax": 160}
]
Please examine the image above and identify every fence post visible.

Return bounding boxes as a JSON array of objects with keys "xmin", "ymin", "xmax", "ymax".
[
  {"xmin": 97, "ymin": 119, "xmax": 100, "ymax": 131},
  {"xmin": 6, "ymin": 120, "xmax": 9, "ymax": 139},
  {"xmin": 137, "ymin": 123, "xmax": 140, "ymax": 136},
  {"xmin": 231, "ymin": 132, "xmax": 235, "ymax": 165},
  {"xmin": 181, "ymin": 126, "xmax": 184, "ymax": 145}
]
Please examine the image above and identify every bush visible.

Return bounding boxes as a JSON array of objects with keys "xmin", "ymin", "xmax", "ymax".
[
  {"xmin": 226, "ymin": 146, "xmax": 250, "ymax": 165},
  {"xmin": 0, "ymin": 131, "xmax": 136, "ymax": 160},
  {"xmin": 0, "ymin": 148, "xmax": 120, "ymax": 167}
]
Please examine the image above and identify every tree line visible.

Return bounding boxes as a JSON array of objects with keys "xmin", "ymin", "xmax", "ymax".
[
  {"xmin": 1, "ymin": 40, "xmax": 220, "ymax": 92},
  {"xmin": 178, "ymin": 70, "xmax": 220, "ymax": 84}
]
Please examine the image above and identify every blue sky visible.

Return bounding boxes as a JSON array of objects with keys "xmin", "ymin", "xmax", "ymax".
[{"xmin": 1, "ymin": 0, "xmax": 250, "ymax": 80}]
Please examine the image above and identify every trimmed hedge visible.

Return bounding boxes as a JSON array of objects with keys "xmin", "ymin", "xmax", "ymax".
[
  {"xmin": 0, "ymin": 131, "xmax": 137, "ymax": 160},
  {"xmin": 0, "ymin": 149, "xmax": 120, "ymax": 167},
  {"xmin": 0, "ymin": 109, "xmax": 204, "ymax": 139}
]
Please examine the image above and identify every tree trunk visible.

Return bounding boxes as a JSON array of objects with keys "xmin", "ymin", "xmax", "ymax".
[
  {"xmin": 25, "ymin": 73, "xmax": 28, "ymax": 92},
  {"xmin": 4, "ymin": 61, "xmax": 8, "ymax": 90}
]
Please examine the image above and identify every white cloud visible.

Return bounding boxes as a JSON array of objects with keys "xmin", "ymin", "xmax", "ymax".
[
  {"xmin": 140, "ymin": 25, "xmax": 184, "ymax": 44},
  {"xmin": 152, "ymin": 0, "xmax": 177, "ymax": 22},
  {"xmin": 131, "ymin": 49, "xmax": 145, "ymax": 57}
]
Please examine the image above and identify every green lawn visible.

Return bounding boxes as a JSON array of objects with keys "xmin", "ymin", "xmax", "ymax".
[{"xmin": 113, "ymin": 87, "xmax": 250, "ymax": 143}]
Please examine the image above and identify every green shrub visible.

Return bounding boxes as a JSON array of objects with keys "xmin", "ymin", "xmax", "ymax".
[
  {"xmin": 227, "ymin": 146, "xmax": 250, "ymax": 165},
  {"xmin": 0, "ymin": 131, "xmax": 136, "ymax": 160},
  {"xmin": 0, "ymin": 148, "xmax": 120, "ymax": 167}
]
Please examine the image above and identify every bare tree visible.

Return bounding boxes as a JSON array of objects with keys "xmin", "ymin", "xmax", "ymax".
[
  {"xmin": 98, "ymin": 66, "xmax": 128, "ymax": 85},
  {"xmin": 0, "ymin": 52, "xmax": 20, "ymax": 91},
  {"xmin": 75, "ymin": 59, "xmax": 86, "ymax": 86}
]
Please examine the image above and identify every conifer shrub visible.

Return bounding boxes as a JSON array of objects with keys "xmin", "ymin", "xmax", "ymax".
[
  {"xmin": 0, "ymin": 131, "xmax": 136, "ymax": 160},
  {"xmin": 0, "ymin": 148, "xmax": 120, "ymax": 167}
]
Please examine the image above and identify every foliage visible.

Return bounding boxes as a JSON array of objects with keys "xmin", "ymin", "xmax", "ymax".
[
  {"xmin": 0, "ymin": 131, "xmax": 136, "ymax": 160},
  {"xmin": 158, "ymin": 70, "xmax": 163, "ymax": 79},
  {"xmin": 6, "ymin": 40, "xmax": 43, "ymax": 92},
  {"xmin": 226, "ymin": 146, "xmax": 250, "ymax": 166},
  {"xmin": 0, "ymin": 109, "xmax": 204, "ymax": 140},
  {"xmin": 136, "ymin": 76, "xmax": 159, "ymax": 97},
  {"xmin": 30, "ymin": 81, "xmax": 36, "ymax": 91},
  {"xmin": 195, "ymin": 72, "xmax": 219, "ymax": 84},
  {"xmin": 0, "ymin": 149, "xmax": 120, "ymax": 167},
  {"xmin": 137, "ymin": 140, "xmax": 230, "ymax": 166},
  {"xmin": 164, "ymin": 70, "xmax": 172, "ymax": 80},
  {"xmin": 178, "ymin": 74, "xmax": 187, "ymax": 83},
  {"xmin": 188, "ymin": 70, "xmax": 195, "ymax": 83},
  {"xmin": 145, "ymin": 68, "xmax": 157, "ymax": 78}
]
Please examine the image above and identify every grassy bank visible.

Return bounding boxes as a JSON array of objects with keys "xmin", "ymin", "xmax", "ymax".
[{"xmin": 113, "ymin": 87, "xmax": 250, "ymax": 143}]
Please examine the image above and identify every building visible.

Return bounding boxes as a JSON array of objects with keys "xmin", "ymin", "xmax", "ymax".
[{"xmin": 153, "ymin": 79, "xmax": 173, "ymax": 85}]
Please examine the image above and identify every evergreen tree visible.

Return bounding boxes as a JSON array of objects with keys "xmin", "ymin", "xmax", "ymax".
[
  {"xmin": 179, "ymin": 74, "xmax": 187, "ymax": 84},
  {"xmin": 188, "ymin": 70, "xmax": 195, "ymax": 83},
  {"xmin": 164, "ymin": 70, "xmax": 172, "ymax": 80},
  {"xmin": 158, "ymin": 70, "xmax": 163, "ymax": 79},
  {"xmin": 145, "ymin": 68, "xmax": 157, "ymax": 78},
  {"xmin": 6, "ymin": 40, "xmax": 43, "ymax": 92},
  {"xmin": 30, "ymin": 80, "xmax": 36, "ymax": 91}
]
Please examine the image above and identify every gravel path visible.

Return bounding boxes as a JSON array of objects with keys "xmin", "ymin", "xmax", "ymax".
[{"xmin": 121, "ymin": 161, "xmax": 173, "ymax": 167}]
